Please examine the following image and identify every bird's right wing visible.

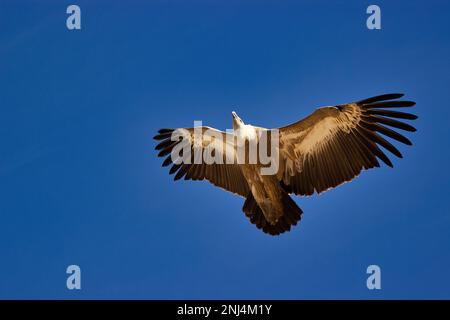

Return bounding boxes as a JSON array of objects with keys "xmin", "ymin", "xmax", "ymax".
[
  {"xmin": 277, "ymin": 93, "xmax": 417, "ymax": 196},
  {"xmin": 154, "ymin": 126, "xmax": 250, "ymax": 197}
]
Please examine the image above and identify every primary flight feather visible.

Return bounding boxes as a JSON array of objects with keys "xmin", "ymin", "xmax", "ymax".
[{"xmin": 154, "ymin": 93, "xmax": 417, "ymax": 236}]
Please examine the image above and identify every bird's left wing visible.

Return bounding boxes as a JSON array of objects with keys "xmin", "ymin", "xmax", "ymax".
[
  {"xmin": 154, "ymin": 126, "xmax": 250, "ymax": 197},
  {"xmin": 277, "ymin": 93, "xmax": 417, "ymax": 195}
]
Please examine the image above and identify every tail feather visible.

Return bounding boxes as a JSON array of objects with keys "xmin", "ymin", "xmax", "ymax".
[{"xmin": 242, "ymin": 192, "xmax": 303, "ymax": 236}]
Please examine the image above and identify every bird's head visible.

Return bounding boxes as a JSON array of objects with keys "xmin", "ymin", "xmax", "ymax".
[{"xmin": 232, "ymin": 111, "xmax": 245, "ymax": 130}]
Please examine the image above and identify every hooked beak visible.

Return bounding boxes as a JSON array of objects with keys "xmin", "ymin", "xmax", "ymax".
[{"xmin": 232, "ymin": 111, "xmax": 242, "ymax": 123}]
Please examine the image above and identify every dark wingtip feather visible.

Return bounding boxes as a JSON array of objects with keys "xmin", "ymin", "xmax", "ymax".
[
  {"xmin": 388, "ymin": 146, "xmax": 402, "ymax": 159},
  {"xmin": 157, "ymin": 148, "xmax": 171, "ymax": 157},
  {"xmin": 162, "ymin": 156, "xmax": 172, "ymax": 167},
  {"xmin": 357, "ymin": 93, "xmax": 404, "ymax": 105},
  {"xmin": 154, "ymin": 139, "xmax": 171, "ymax": 151},
  {"xmin": 378, "ymin": 153, "xmax": 394, "ymax": 167},
  {"xmin": 158, "ymin": 128, "xmax": 174, "ymax": 134},
  {"xmin": 363, "ymin": 100, "xmax": 416, "ymax": 109},
  {"xmin": 169, "ymin": 164, "xmax": 181, "ymax": 175},
  {"xmin": 402, "ymin": 124, "xmax": 417, "ymax": 132},
  {"xmin": 154, "ymin": 134, "xmax": 171, "ymax": 140},
  {"xmin": 173, "ymin": 174, "xmax": 182, "ymax": 181},
  {"xmin": 154, "ymin": 129, "xmax": 174, "ymax": 140},
  {"xmin": 361, "ymin": 122, "xmax": 413, "ymax": 146},
  {"xmin": 368, "ymin": 109, "xmax": 418, "ymax": 120},
  {"xmin": 174, "ymin": 165, "xmax": 190, "ymax": 181},
  {"xmin": 363, "ymin": 115, "xmax": 417, "ymax": 132}
]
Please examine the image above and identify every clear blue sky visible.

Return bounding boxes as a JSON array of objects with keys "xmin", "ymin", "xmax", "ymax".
[{"xmin": 0, "ymin": 0, "xmax": 449, "ymax": 299}]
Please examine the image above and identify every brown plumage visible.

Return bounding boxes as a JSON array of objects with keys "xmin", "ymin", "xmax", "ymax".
[{"xmin": 154, "ymin": 93, "xmax": 417, "ymax": 236}]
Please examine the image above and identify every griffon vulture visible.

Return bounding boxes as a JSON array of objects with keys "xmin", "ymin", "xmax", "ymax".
[{"xmin": 154, "ymin": 93, "xmax": 417, "ymax": 236}]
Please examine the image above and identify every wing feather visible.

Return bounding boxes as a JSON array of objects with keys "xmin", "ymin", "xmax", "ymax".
[
  {"xmin": 278, "ymin": 94, "xmax": 417, "ymax": 195},
  {"xmin": 154, "ymin": 126, "xmax": 250, "ymax": 197}
]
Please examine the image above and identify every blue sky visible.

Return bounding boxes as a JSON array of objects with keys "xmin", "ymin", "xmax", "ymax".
[{"xmin": 0, "ymin": 0, "xmax": 449, "ymax": 299}]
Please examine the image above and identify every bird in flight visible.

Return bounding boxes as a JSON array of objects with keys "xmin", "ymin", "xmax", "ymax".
[{"xmin": 154, "ymin": 93, "xmax": 417, "ymax": 236}]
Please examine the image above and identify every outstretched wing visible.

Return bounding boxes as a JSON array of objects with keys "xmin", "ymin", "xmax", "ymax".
[
  {"xmin": 277, "ymin": 93, "xmax": 417, "ymax": 195},
  {"xmin": 154, "ymin": 126, "xmax": 250, "ymax": 197}
]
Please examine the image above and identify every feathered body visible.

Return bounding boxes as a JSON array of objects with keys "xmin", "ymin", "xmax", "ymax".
[{"xmin": 154, "ymin": 94, "xmax": 417, "ymax": 236}]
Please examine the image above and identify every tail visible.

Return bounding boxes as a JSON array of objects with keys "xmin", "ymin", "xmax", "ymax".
[{"xmin": 242, "ymin": 192, "xmax": 303, "ymax": 236}]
